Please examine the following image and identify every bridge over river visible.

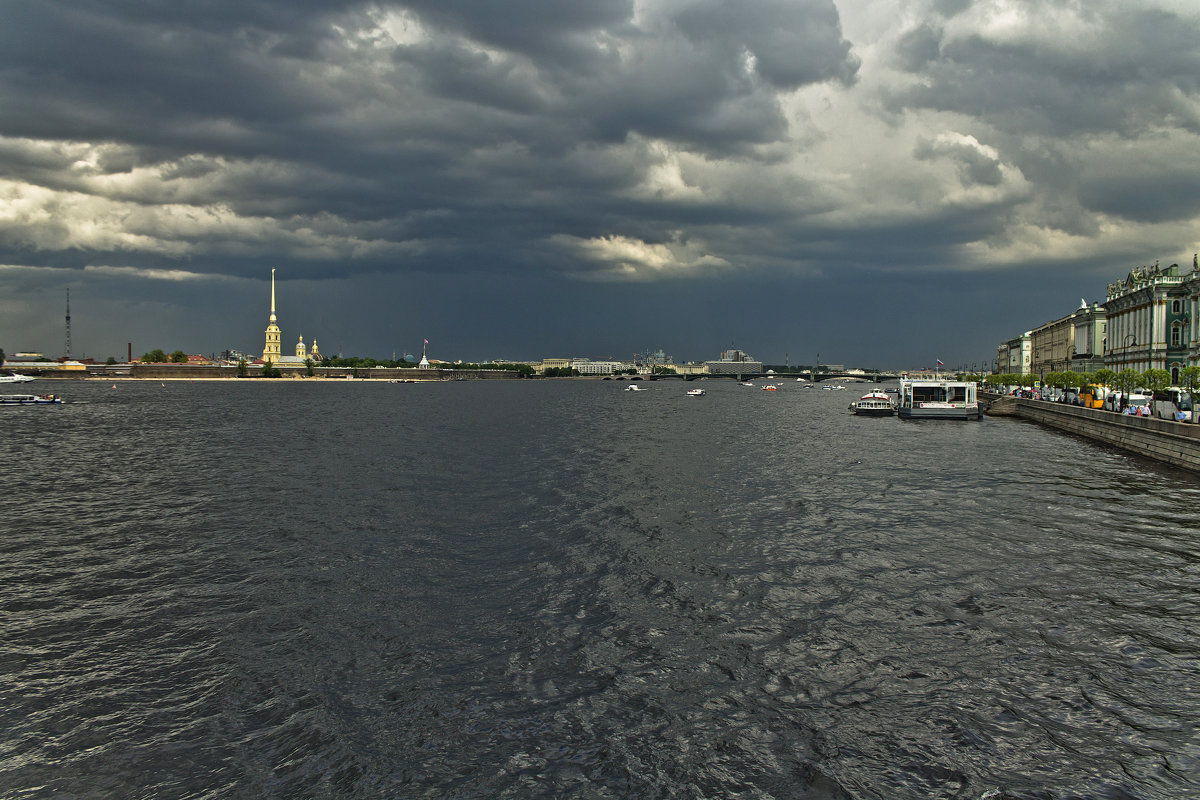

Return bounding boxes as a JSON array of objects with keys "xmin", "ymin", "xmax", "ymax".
[{"xmin": 618, "ymin": 371, "xmax": 906, "ymax": 382}]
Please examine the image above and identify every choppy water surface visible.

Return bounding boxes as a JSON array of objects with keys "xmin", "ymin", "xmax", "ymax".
[{"xmin": 2, "ymin": 379, "xmax": 1199, "ymax": 799}]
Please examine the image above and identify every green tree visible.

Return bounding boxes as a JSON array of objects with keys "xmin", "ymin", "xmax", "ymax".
[
  {"xmin": 1180, "ymin": 365, "xmax": 1200, "ymax": 395},
  {"xmin": 141, "ymin": 348, "xmax": 167, "ymax": 363},
  {"xmin": 260, "ymin": 359, "xmax": 281, "ymax": 378},
  {"xmin": 304, "ymin": 358, "xmax": 315, "ymax": 377},
  {"xmin": 237, "ymin": 358, "xmax": 248, "ymax": 377},
  {"xmin": 503, "ymin": 363, "xmax": 535, "ymax": 376},
  {"xmin": 1093, "ymin": 368, "xmax": 1117, "ymax": 389},
  {"xmin": 1115, "ymin": 368, "xmax": 1141, "ymax": 410},
  {"xmin": 1142, "ymin": 368, "xmax": 1172, "ymax": 397},
  {"xmin": 170, "ymin": 350, "xmax": 188, "ymax": 364},
  {"xmin": 105, "ymin": 356, "xmax": 117, "ymax": 366}
]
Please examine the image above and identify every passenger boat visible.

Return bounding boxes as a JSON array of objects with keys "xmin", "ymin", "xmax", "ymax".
[
  {"xmin": 0, "ymin": 372, "xmax": 35, "ymax": 384},
  {"xmin": 896, "ymin": 376, "xmax": 980, "ymax": 420},
  {"xmin": 0, "ymin": 394, "xmax": 62, "ymax": 405},
  {"xmin": 849, "ymin": 390, "xmax": 895, "ymax": 416},
  {"xmin": 686, "ymin": 388, "xmax": 705, "ymax": 396}
]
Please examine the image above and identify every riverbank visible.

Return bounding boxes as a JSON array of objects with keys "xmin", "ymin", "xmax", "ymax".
[
  {"xmin": 12, "ymin": 364, "xmax": 523, "ymax": 381},
  {"xmin": 984, "ymin": 391, "xmax": 1200, "ymax": 473}
]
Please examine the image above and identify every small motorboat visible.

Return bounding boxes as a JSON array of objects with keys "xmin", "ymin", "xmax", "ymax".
[
  {"xmin": 761, "ymin": 384, "xmax": 778, "ymax": 391},
  {"xmin": 0, "ymin": 394, "xmax": 62, "ymax": 405},
  {"xmin": 0, "ymin": 372, "xmax": 36, "ymax": 384},
  {"xmin": 625, "ymin": 385, "xmax": 647, "ymax": 392},
  {"xmin": 686, "ymin": 388, "xmax": 706, "ymax": 396}
]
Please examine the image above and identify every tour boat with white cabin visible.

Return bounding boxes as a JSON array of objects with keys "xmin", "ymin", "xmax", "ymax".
[
  {"xmin": 896, "ymin": 376, "xmax": 980, "ymax": 420},
  {"xmin": 0, "ymin": 372, "xmax": 35, "ymax": 384},
  {"xmin": 0, "ymin": 394, "xmax": 62, "ymax": 405},
  {"xmin": 686, "ymin": 388, "xmax": 705, "ymax": 396},
  {"xmin": 849, "ymin": 390, "xmax": 895, "ymax": 416}
]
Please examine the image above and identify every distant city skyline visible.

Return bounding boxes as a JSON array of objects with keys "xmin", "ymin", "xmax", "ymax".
[
  {"xmin": 2, "ymin": 1, "xmax": 1198, "ymax": 367},
  {"xmin": 0, "ymin": 263, "xmax": 1173, "ymax": 373}
]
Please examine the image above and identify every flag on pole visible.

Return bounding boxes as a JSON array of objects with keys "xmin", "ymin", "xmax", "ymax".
[
  {"xmin": 936, "ymin": 359, "xmax": 944, "ymax": 366},
  {"xmin": 424, "ymin": 339, "xmax": 429, "ymax": 344}
]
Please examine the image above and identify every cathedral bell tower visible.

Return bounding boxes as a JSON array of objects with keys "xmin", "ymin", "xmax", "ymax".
[{"xmin": 262, "ymin": 268, "xmax": 282, "ymax": 363}]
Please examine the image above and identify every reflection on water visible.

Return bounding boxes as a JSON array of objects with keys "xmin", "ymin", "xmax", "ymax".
[{"xmin": 2, "ymin": 379, "xmax": 1198, "ymax": 799}]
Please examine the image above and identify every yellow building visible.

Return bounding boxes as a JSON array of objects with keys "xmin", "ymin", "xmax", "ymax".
[
  {"xmin": 263, "ymin": 268, "xmax": 282, "ymax": 363},
  {"xmin": 261, "ymin": 270, "xmax": 321, "ymax": 368}
]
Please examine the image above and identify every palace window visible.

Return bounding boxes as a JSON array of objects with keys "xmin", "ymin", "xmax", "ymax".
[
  {"xmin": 1172, "ymin": 325, "xmax": 1182, "ymax": 346},
  {"xmin": 1173, "ymin": 299, "xmax": 1183, "ymax": 314}
]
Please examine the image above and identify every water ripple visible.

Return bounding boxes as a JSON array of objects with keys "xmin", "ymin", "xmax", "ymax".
[{"xmin": 1, "ymin": 381, "xmax": 1198, "ymax": 798}]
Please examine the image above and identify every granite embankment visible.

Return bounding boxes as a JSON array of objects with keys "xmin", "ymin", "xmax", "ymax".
[{"xmin": 984, "ymin": 392, "xmax": 1200, "ymax": 473}]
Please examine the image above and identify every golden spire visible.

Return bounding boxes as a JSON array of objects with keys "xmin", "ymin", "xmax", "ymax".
[{"xmin": 263, "ymin": 268, "xmax": 282, "ymax": 363}]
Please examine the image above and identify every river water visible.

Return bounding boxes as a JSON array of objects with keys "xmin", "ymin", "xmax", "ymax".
[{"xmin": 2, "ymin": 379, "xmax": 1198, "ymax": 799}]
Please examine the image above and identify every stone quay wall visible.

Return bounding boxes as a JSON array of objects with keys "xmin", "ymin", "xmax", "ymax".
[{"xmin": 982, "ymin": 392, "xmax": 1200, "ymax": 473}]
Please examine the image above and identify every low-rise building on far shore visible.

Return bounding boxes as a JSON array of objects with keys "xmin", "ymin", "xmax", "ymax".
[{"xmin": 705, "ymin": 348, "xmax": 762, "ymax": 375}]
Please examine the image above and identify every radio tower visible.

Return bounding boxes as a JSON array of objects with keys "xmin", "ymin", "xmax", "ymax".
[{"xmin": 64, "ymin": 288, "xmax": 72, "ymax": 360}]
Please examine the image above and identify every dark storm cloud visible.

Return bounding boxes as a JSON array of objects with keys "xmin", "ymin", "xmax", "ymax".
[
  {"xmin": 673, "ymin": 0, "xmax": 858, "ymax": 89},
  {"xmin": 889, "ymin": 5, "xmax": 1200, "ymax": 139},
  {"xmin": 1079, "ymin": 172, "xmax": 1200, "ymax": 224},
  {"xmin": 2, "ymin": 0, "xmax": 1199, "ymax": 366},
  {"xmin": 0, "ymin": 0, "xmax": 863, "ymax": 287},
  {"xmin": 914, "ymin": 135, "xmax": 1005, "ymax": 187},
  {"xmin": 400, "ymin": 0, "xmax": 634, "ymax": 62}
]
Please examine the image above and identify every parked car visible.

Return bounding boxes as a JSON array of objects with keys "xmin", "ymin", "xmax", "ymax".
[
  {"xmin": 1104, "ymin": 391, "xmax": 1150, "ymax": 413},
  {"xmin": 1059, "ymin": 388, "xmax": 1082, "ymax": 406},
  {"xmin": 1125, "ymin": 394, "xmax": 1152, "ymax": 415}
]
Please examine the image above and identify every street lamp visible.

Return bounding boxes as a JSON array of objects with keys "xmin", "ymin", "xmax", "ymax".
[{"xmin": 1122, "ymin": 334, "xmax": 1137, "ymax": 373}]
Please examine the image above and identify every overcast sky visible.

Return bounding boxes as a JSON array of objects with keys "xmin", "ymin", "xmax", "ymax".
[{"xmin": 2, "ymin": 0, "xmax": 1199, "ymax": 368}]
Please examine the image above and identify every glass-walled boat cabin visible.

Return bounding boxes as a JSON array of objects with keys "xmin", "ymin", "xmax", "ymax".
[{"xmin": 897, "ymin": 378, "xmax": 980, "ymax": 420}]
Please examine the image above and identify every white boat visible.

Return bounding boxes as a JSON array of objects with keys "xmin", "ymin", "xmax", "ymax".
[
  {"xmin": 849, "ymin": 390, "xmax": 895, "ymax": 416},
  {"xmin": 740, "ymin": 382, "xmax": 755, "ymax": 387},
  {"xmin": 0, "ymin": 372, "xmax": 35, "ymax": 384},
  {"xmin": 761, "ymin": 384, "xmax": 778, "ymax": 391},
  {"xmin": 686, "ymin": 388, "xmax": 705, "ymax": 396},
  {"xmin": 896, "ymin": 376, "xmax": 980, "ymax": 420},
  {"xmin": 625, "ymin": 385, "xmax": 646, "ymax": 392},
  {"xmin": 0, "ymin": 394, "xmax": 62, "ymax": 405}
]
